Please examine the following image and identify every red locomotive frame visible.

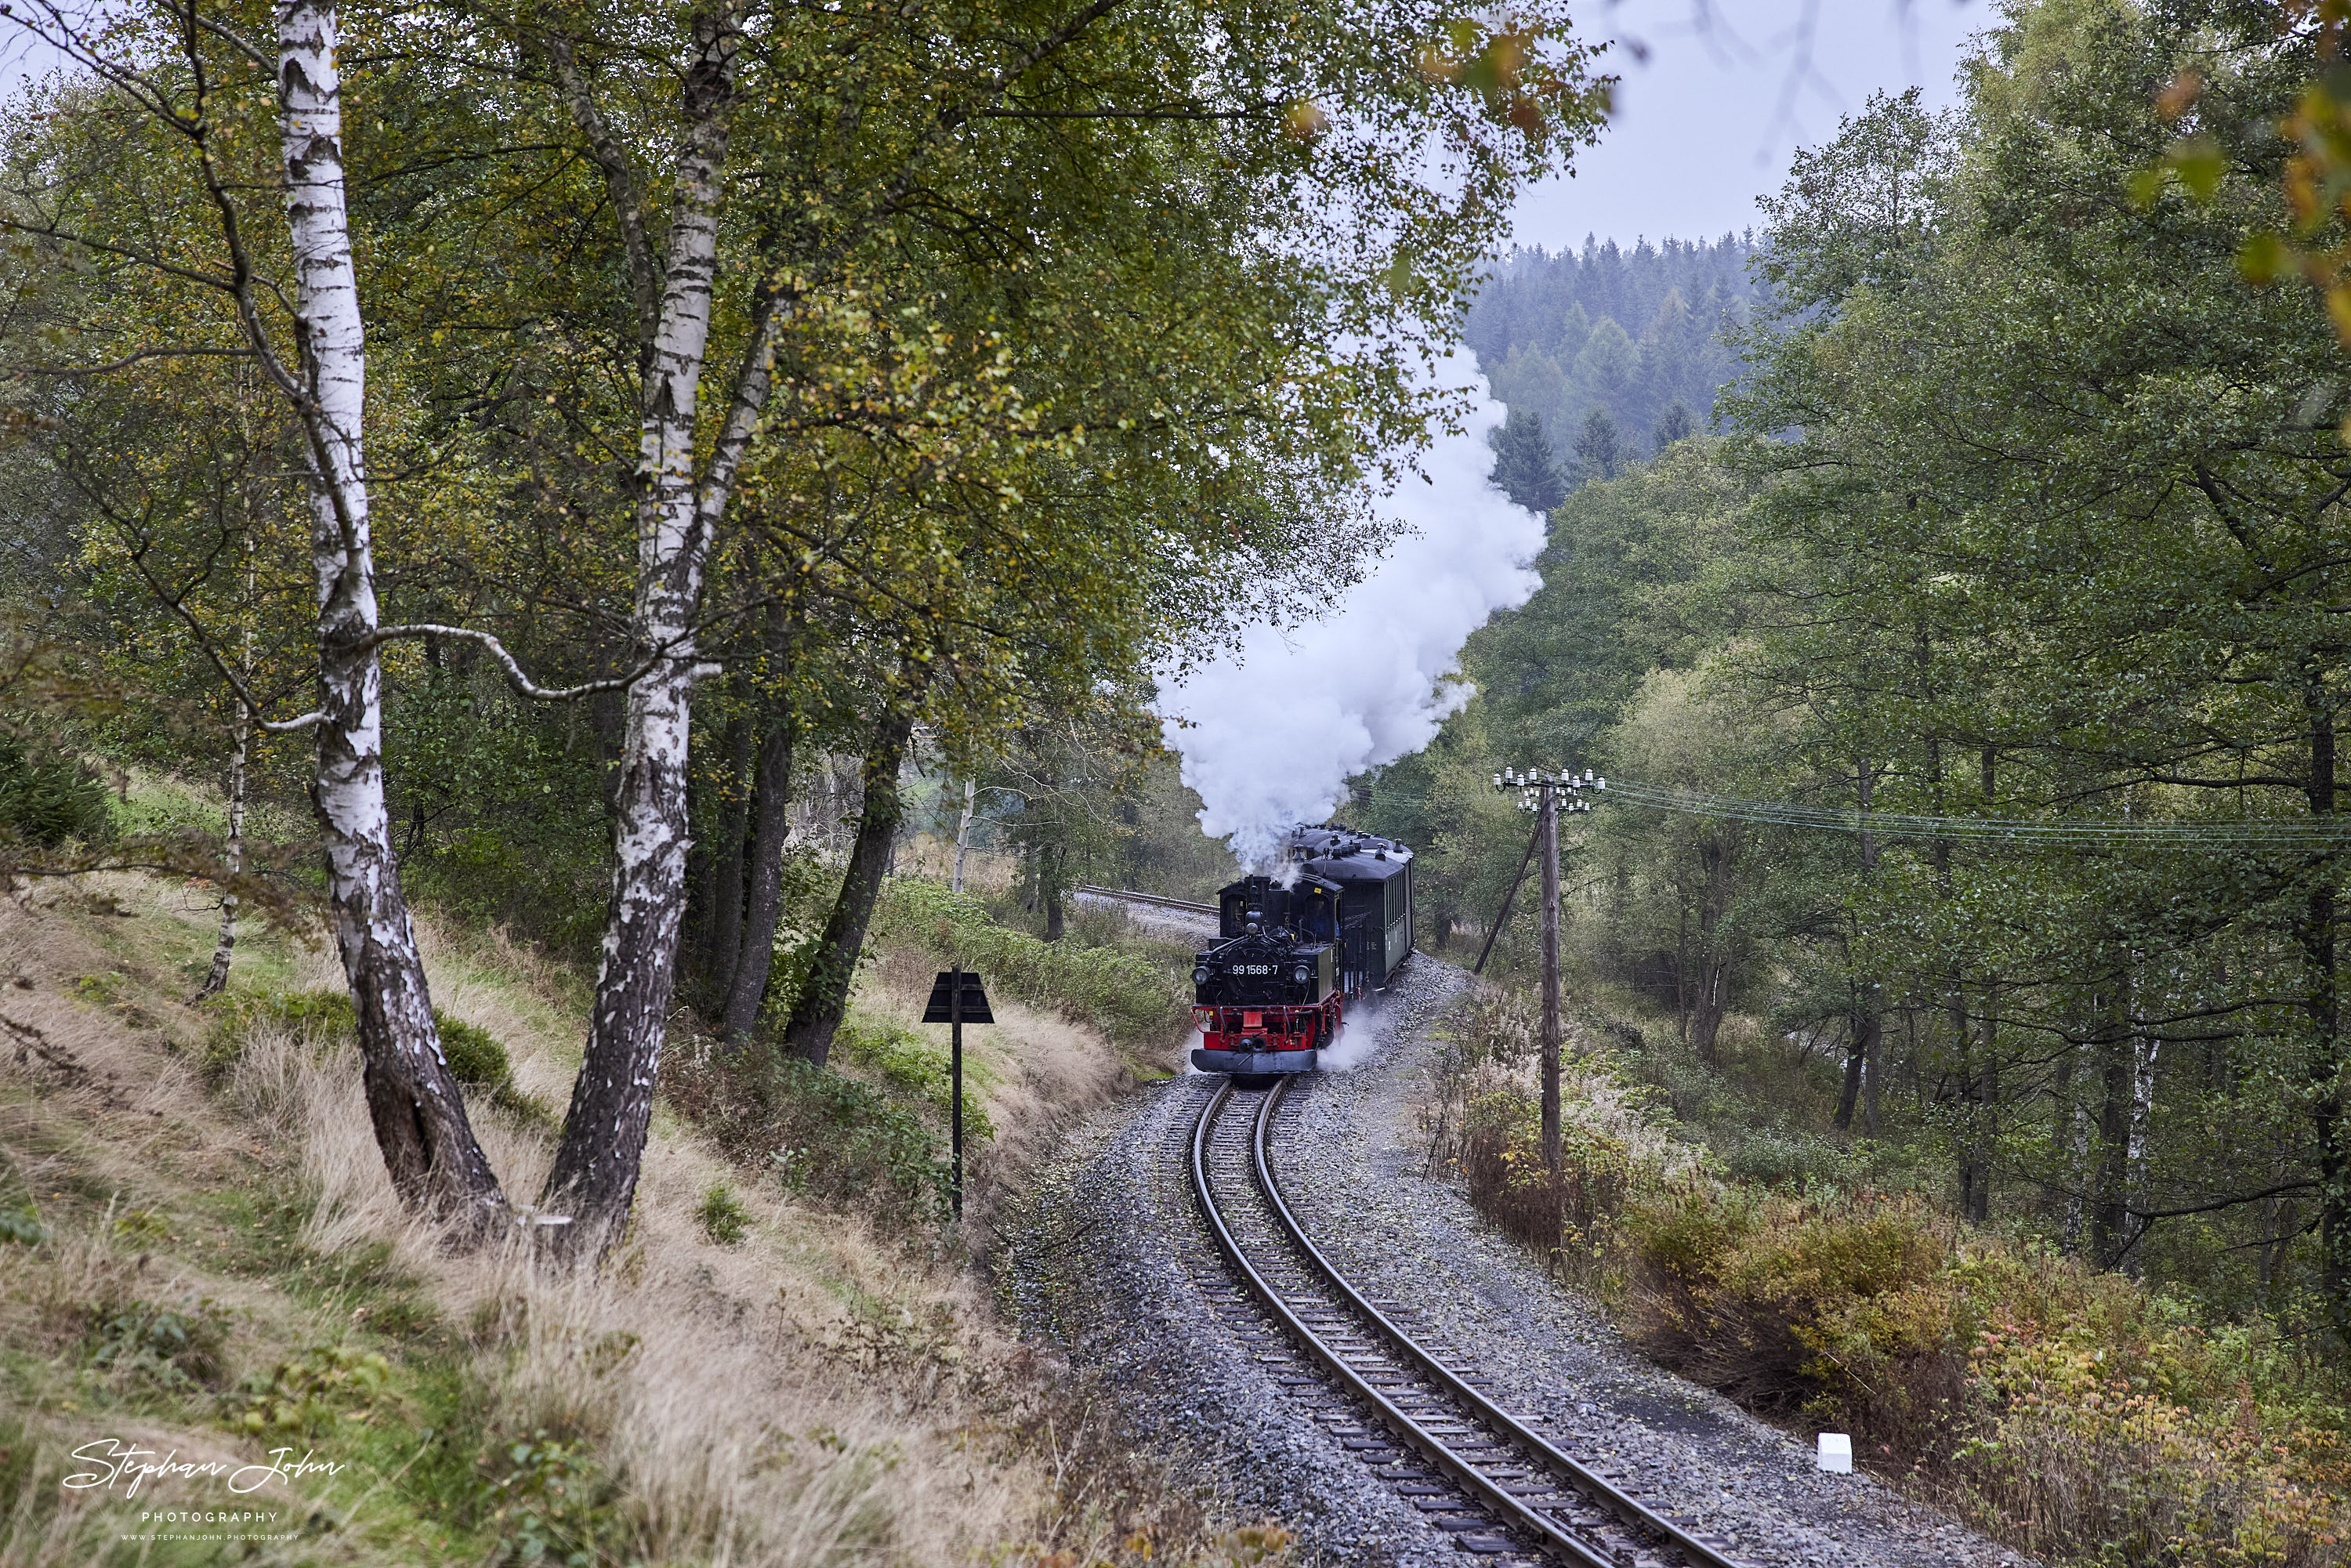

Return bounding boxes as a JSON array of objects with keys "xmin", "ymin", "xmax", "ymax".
[{"xmin": 1192, "ymin": 995, "xmax": 1344, "ymax": 1059}]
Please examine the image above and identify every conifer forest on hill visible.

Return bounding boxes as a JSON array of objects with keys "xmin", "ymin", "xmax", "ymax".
[{"xmin": 2, "ymin": 0, "xmax": 2351, "ymax": 1565}]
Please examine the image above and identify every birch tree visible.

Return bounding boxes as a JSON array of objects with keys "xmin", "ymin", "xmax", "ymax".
[{"xmin": 0, "ymin": 0, "xmax": 549, "ymax": 1222}]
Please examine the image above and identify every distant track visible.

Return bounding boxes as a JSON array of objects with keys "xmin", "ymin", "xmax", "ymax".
[
  {"xmin": 1190, "ymin": 1077, "xmax": 1751, "ymax": 1568},
  {"xmin": 1072, "ymin": 883, "xmax": 1219, "ymax": 918}
]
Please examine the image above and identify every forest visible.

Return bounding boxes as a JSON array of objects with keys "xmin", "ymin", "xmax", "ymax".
[
  {"xmin": 1469, "ymin": 229, "xmax": 1757, "ymax": 490},
  {"xmin": 4, "ymin": 0, "xmax": 2351, "ymax": 1562},
  {"xmin": 1364, "ymin": 4, "xmax": 2351, "ymax": 1558}
]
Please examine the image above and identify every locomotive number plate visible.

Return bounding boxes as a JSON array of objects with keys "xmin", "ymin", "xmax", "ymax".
[{"xmin": 1232, "ymin": 965, "xmax": 1274, "ymax": 975}]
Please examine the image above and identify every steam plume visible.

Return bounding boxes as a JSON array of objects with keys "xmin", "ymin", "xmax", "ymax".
[{"xmin": 1159, "ymin": 356, "xmax": 1545, "ymax": 865}]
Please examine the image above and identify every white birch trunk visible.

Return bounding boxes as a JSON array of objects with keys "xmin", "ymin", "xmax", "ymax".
[
  {"xmin": 277, "ymin": 0, "xmax": 505, "ymax": 1220},
  {"xmin": 2064, "ymin": 1048, "xmax": 2092, "ymax": 1255},
  {"xmin": 2125, "ymin": 1023, "xmax": 2160, "ymax": 1274},
  {"xmin": 542, "ymin": 8, "xmax": 780, "ymax": 1248},
  {"xmin": 953, "ymin": 777, "xmax": 976, "ymax": 895},
  {"xmin": 197, "ymin": 701, "xmax": 246, "ymax": 999}
]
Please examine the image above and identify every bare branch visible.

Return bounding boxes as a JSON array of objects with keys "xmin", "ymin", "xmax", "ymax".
[{"xmin": 365, "ymin": 623, "xmax": 694, "ymax": 701}]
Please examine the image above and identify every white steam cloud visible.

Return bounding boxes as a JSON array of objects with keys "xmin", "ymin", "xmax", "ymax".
[{"xmin": 1159, "ymin": 355, "xmax": 1546, "ymax": 866}]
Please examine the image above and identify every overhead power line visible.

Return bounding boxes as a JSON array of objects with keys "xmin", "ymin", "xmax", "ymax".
[{"xmin": 1357, "ymin": 778, "xmax": 2351, "ymax": 849}]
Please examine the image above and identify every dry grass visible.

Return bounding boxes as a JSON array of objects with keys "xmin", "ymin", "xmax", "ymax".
[{"xmin": 0, "ymin": 871, "xmax": 1291, "ymax": 1566}]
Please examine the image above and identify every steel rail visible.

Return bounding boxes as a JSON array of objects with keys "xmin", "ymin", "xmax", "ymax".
[
  {"xmin": 1190, "ymin": 1080, "xmax": 1611, "ymax": 1567},
  {"xmin": 1074, "ymin": 882, "xmax": 1219, "ymax": 916},
  {"xmin": 1252, "ymin": 1086, "xmax": 1751, "ymax": 1568}
]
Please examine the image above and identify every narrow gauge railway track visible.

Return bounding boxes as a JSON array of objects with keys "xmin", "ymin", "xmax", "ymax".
[
  {"xmin": 1072, "ymin": 883, "xmax": 1219, "ymax": 918},
  {"xmin": 1190, "ymin": 1077, "xmax": 1751, "ymax": 1568}
]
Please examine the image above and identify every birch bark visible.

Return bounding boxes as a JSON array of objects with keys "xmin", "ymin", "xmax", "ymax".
[
  {"xmin": 540, "ymin": 7, "xmax": 773, "ymax": 1248},
  {"xmin": 277, "ymin": 0, "xmax": 505, "ymax": 1219},
  {"xmin": 198, "ymin": 530, "xmax": 253, "ymax": 999}
]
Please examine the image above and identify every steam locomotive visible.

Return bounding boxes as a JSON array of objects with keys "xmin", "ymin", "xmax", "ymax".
[{"xmin": 1190, "ymin": 825, "xmax": 1415, "ymax": 1076}]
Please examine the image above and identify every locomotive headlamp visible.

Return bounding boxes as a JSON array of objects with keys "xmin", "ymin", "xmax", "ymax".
[
  {"xmin": 1291, "ymin": 965, "xmax": 1310, "ymax": 985},
  {"xmin": 1192, "ymin": 966, "xmax": 1212, "ymax": 987}
]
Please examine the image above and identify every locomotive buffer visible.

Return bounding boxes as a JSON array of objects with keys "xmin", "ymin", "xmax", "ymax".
[{"xmin": 921, "ymin": 967, "xmax": 993, "ymax": 1219}]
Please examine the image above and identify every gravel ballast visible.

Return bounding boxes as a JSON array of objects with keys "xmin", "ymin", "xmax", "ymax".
[{"xmin": 1000, "ymin": 954, "xmax": 2034, "ymax": 1568}]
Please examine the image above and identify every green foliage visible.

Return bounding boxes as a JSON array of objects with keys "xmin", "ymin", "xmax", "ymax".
[
  {"xmin": 230, "ymin": 1343, "xmax": 394, "ymax": 1435},
  {"xmin": 1617, "ymin": 1183, "xmax": 2351, "ymax": 1565},
  {"xmin": 664, "ymin": 1046, "xmax": 955, "ymax": 1229},
  {"xmin": 834, "ymin": 1017, "xmax": 997, "ymax": 1146},
  {"xmin": 878, "ymin": 877, "xmax": 1190, "ymax": 1051},
  {"xmin": 0, "ymin": 1206, "xmax": 45, "ymax": 1246},
  {"xmin": 694, "ymin": 1184, "xmax": 752, "ymax": 1247},
  {"xmin": 480, "ymin": 1431, "xmax": 629, "ymax": 1568},
  {"xmin": 389, "ymin": 672, "xmax": 614, "ymax": 961},
  {"xmin": 437, "ymin": 1015, "xmax": 511, "ymax": 1090},
  {"xmin": 200, "ymin": 986, "xmax": 547, "ymax": 1121},
  {"xmin": 1465, "ymin": 234, "xmax": 1758, "ymax": 456},
  {"xmin": 1488, "ymin": 404, "xmax": 1565, "ymax": 515},
  {"xmin": 83, "ymin": 1296, "xmax": 231, "ymax": 1390},
  {"xmin": 0, "ymin": 731, "xmax": 114, "ymax": 848}
]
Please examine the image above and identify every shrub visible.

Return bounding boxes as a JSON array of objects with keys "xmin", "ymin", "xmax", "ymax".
[
  {"xmin": 661, "ymin": 1045, "xmax": 955, "ymax": 1229},
  {"xmin": 0, "ymin": 1206, "xmax": 45, "ymax": 1246},
  {"xmin": 696, "ymin": 1183, "xmax": 752, "ymax": 1246},
  {"xmin": 439, "ymin": 1015, "xmax": 511, "ymax": 1088},
  {"xmin": 1623, "ymin": 1185, "xmax": 1957, "ymax": 1430},
  {"xmin": 1613, "ymin": 1183, "xmax": 2351, "ymax": 1563},
  {"xmin": 201, "ymin": 987, "xmax": 548, "ymax": 1121},
  {"xmin": 479, "ymin": 1430, "xmax": 629, "ymax": 1568},
  {"xmin": 0, "ymin": 732, "xmax": 113, "ymax": 847},
  {"xmin": 230, "ymin": 1343, "xmax": 393, "ymax": 1435},
  {"xmin": 84, "ymin": 1296, "xmax": 231, "ymax": 1390},
  {"xmin": 835, "ymin": 1016, "xmax": 996, "ymax": 1145},
  {"xmin": 875, "ymin": 878, "xmax": 1190, "ymax": 1050}
]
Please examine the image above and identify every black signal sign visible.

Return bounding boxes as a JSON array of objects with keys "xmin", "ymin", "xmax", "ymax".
[{"xmin": 922, "ymin": 971, "xmax": 994, "ymax": 1025}]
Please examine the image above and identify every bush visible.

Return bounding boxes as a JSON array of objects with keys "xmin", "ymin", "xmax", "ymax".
[
  {"xmin": 479, "ymin": 1429, "xmax": 629, "ymax": 1568},
  {"xmin": 83, "ymin": 1296, "xmax": 231, "ymax": 1390},
  {"xmin": 0, "ymin": 732, "xmax": 113, "ymax": 847},
  {"xmin": 439, "ymin": 1015, "xmax": 511, "ymax": 1088},
  {"xmin": 661, "ymin": 1045, "xmax": 955, "ymax": 1230},
  {"xmin": 1623, "ymin": 1185, "xmax": 1955, "ymax": 1429},
  {"xmin": 696, "ymin": 1183, "xmax": 752, "ymax": 1246},
  {"xmin": 230, "ymin": 1343, "xmax": 393, "ymax": 1435},
  {"xmin": 1614, "ymin": 1183, "xmax": 2351, "ymax": 1565},
  {"xmin": 835, "ymin": 1016, "xmax": 996, "ymax": 1145},
  {"xmin": 876, "ymin": 878, "xmax": 1190, "ymax": 1050},
  {"xmin": 201, "ymin": 987, "xmax": 548, "ymax": 1121}
]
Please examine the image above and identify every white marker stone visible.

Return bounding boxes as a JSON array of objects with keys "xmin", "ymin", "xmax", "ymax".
[{"xmin": 1817, "ymin": 1432, "xmax": 1853, "ymax": 1473}]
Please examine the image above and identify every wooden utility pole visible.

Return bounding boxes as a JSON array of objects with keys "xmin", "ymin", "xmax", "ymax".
[
  {"xmin": 1538, "ymin": 777, "xmax": 1562, "ymax": 1173},
  {"xmin": 1491, "ymin": 767, "xmax": 1602, "ymax": 1177}
]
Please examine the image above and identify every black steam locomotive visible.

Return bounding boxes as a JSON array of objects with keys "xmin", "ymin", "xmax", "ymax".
[{"xmin": 1190, "ymin": 824, "xmax": 1415, "ymax": 1075}]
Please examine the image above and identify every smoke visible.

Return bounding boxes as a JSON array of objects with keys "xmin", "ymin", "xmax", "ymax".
[
  {"xmin": 1316, "ymin": 999, "xmax": 1394, "ymax": 1073},
  {"xmin": 1158, "ymin": 353, "xmax": 1546, "ymax": 866}
]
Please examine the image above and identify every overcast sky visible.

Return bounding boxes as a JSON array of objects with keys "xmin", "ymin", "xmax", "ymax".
[
  {"xmin": 3, "ymin": 1, "xmax": 1993, "ymax": 251},
  {"xmin": 1516, "ymin": 0, "xmax": 1991, "ymax": 251}
]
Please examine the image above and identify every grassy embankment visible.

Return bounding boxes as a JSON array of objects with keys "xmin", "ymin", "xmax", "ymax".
[
  {"xmin": 1421, "ymin": 981, "xmax": 2351, "ymax": 1568},
  {"xmin": 0, "ymin": 778, "xmax": 1284, "ymax": 1567}
]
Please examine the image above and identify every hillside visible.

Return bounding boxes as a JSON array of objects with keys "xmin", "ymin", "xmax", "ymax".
[
  {"xmin": 0, "ymin": 870, "xmax": 1285, "ymax": 1566},
  {"xmin": 1465, "ymin": 234, "xmax": 1759, "ymax": 463}
]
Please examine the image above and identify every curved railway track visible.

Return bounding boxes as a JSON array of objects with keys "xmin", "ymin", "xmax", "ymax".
[{"xmin": 1190, "ymin": 1076, "xmax": 1752, "ymax": 1568}]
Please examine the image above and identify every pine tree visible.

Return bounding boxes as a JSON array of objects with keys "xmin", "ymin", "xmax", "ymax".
[
  {"xmin": 1574, "ymin": 406, "xmax": 1622, "ymax": 484},
  {"xmin": 1653, "ymin": 400, "xmax": 1696, "ymax": 453},
  {"xmin": 1490, "ymin": 405, "xmax": 1567, "ymax": 514}
]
